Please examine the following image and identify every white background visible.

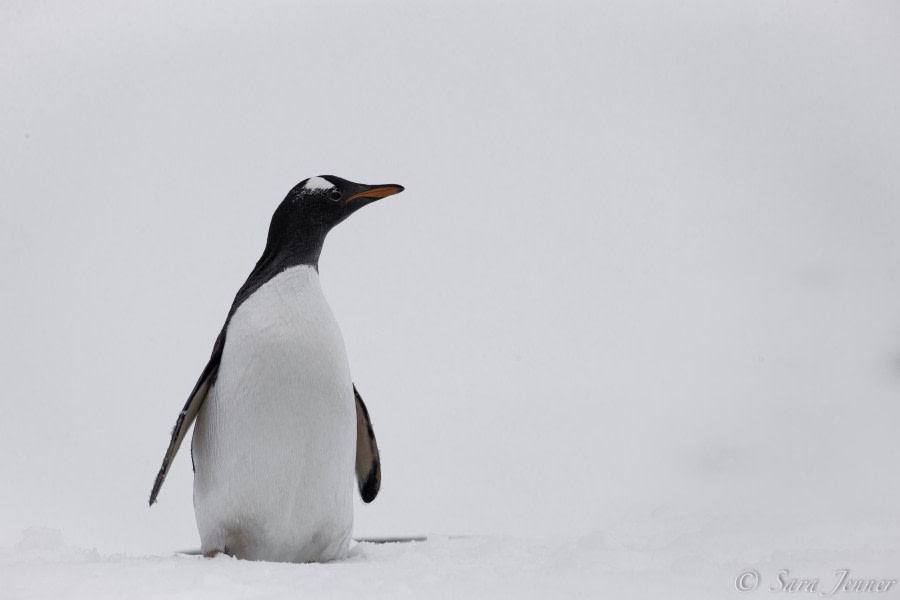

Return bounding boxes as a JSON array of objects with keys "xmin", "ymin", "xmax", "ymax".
[{"xmin": 1, "ymin": 0, "xmax": 898, "ymax": 572}]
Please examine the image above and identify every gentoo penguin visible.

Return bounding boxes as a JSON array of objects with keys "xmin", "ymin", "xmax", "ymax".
[{"xmin": 149, "ymin": 175, "xmax": 403, "ymax": 563}]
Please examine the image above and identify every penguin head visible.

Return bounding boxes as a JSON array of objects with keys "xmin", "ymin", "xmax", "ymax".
[
  {"xmin": 263, "ymin": 175, "xmax": 405, "ymax": 265},
  {"xmin": 286, "ymin": 175, "xmax": 404, "ymax": 229}
]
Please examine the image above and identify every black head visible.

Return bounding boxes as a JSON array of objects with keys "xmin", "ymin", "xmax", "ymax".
[{"xmin": 261, "ymin": 175, "xmax": 405, "ymax": 268}]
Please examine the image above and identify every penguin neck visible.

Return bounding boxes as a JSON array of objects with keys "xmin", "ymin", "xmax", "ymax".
[{"xmin": 263, "ymin": 224, "xmax": 330, "ymax": 271}]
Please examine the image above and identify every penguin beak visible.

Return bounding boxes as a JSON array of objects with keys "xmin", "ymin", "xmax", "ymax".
[{"xmin": 345, "ymin": 184, "xmax": 405, "ymax": 204}]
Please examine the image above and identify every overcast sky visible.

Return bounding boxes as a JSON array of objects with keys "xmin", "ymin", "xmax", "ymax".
[{"xmin": 1, "ymin": 1, "xmax": 898, "ymax": 555}]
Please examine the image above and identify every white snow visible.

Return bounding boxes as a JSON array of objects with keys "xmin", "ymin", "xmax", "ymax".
[
  {"xmin": 303, "ymin": 176, "xmax": 335, "ymax": 191},
  {"xmin": 4, "ymin": 514, "xmax": 900, "ymax": 600}
]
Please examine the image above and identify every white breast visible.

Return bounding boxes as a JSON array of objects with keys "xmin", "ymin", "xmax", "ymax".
[{"xmin": 192, "ymin": 265, "xmax": 356, "ymax": 563}]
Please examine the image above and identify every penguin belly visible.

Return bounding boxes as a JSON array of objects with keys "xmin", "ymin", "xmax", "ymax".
[{"xmin": 192, "ymin": 265, "xmax": 356, "ymax": 563}]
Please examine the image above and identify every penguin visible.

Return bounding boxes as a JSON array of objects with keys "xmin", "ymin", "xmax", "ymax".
[{"xmin": 149, "ymin": 175, "xmax": 404, "ymax": 563}]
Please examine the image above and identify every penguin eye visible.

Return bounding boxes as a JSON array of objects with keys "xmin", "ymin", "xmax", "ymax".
[{"xmin": 330, "ymin": 191, "xmax": 342, "ymax": 201}]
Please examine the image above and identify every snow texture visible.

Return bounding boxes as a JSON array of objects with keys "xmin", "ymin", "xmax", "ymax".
[{"xmin": 4, "ymin": 516, "xmax": 900, "ymax": 600}]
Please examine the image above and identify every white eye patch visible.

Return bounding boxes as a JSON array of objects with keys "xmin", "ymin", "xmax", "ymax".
[{"xmin": 303, "ymin": 176, "xmax": 335, "ymax": 191}]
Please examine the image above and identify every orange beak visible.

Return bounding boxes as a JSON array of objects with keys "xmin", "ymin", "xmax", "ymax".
[{"xmin": 346, "ymin": 184, "xmax": 405, "ymax": 204}]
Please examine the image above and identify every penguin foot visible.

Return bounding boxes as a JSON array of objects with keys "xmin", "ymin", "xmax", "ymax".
[{"xmin": 202, "ymin": 549, "xmax": 224, "ymax": 558}]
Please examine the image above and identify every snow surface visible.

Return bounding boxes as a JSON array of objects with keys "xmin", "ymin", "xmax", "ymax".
[{"xmin": 5, "ymin": 513, "xmax": 900, "ymax": 600}]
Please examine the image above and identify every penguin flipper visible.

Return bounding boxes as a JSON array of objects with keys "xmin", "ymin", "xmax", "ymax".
[
  {"xmin": 149, "ymin": 331, "xmax": 224, "ymax": 506},
  {"xmin": 354, "ymin": 385, "xmax": 381, "ymax": 503}
]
